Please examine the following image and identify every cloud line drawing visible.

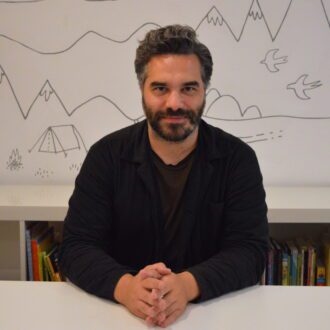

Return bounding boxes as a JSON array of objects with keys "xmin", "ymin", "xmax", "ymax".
[
  {"xmin": 29, "ymin": 125, "xmax": 88, "ymax": 157},
  {"xmin": 321, "ymin": 0, "xmax": 330, "ymax": 27},
  {"xmin": 287, "ymin": 74, "xmax": 322, "ymax": 100},
  {"xmin": 204, "ymin": 88, "xmax": 329, "ymax": 121},
  {"xmin": 0, "ymin": 65, "xmax": 144, "ymax": 122},
  {"xmin": 260, "ymin": 49, "xmax": 288, "ymax": 73},
  {"xmin": 0, "ymin": 22, "xmax": 161, "ymax": 55},
  {"xmin": 196, "ymin": 0, "xmax": 293, "ymax": 42}
]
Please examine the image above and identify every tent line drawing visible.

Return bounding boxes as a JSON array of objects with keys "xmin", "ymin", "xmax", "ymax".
[{"xmin": 29, "ymin": 125, "xmax": 88, "ymax": 157}]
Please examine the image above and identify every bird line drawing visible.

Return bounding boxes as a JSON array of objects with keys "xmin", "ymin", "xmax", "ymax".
[
  {"xmin": 0, "ymin": 22, "xmax": 161, "ymax": 55},
  {"xmin": 0, "ymin": 65, "xmax": 144, "ymax": 122},
  {"xmin": 29, "ymin": 124, "xmax": 88, "ymax": 157},
  {"xmin": 195, "ymin": 0, "xmax": 293, "ymax": 42},
  {"xmin": 287, "ymin": 74, "xmax": 322, "ymax": 100},
  {"xmin": 321, "ymin": 0, "xmax": 330, "ymax": 28},
  {"xmin": 260, "ymin": 49, "xmax": 288, "ymax": 73}
]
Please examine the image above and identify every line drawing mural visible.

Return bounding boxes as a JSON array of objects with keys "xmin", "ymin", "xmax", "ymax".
[
  {"xmin": 321, "ymin": 0, "xmax": 330, "ymax": 27},
  {"xmin": 6, "ymin": 149, "xmax": 23, "ymax": 171},
  {"xmin": 0, "ymin": 0, "xmax": 329, "ymax": 185},
  {"xmin": 0, "ymin": 65, "xmax": 143, "ymax": 122},
  {"xmin": 286, "ymin": 74, "xmax": 323, "ymax": 100},
  {"xmin": 0, "ymin": 0, "xmax": 44, "ymax": 3},
  {"xmin": 34, "ymin": 168, "xmax": 54, "ymax": 179},
  {"xmin": 0, "ymin": 23, "xmax": 161, "ymax": 55},
  {"xmin": 29, "ymin": 125, "xmax": 88, "ymax": 157},
  {"xmin": 260, "ymin": 49, "xmax": 288, "ymax": 73},
  {"xmin": 195, "ymin": 0, "xmax": 293, "ymax": 41}
]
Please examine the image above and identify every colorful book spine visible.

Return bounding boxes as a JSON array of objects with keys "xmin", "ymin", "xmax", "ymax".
[{"xmin": 25, "ymin": 227, "xmax": 33, "ymax": 281}]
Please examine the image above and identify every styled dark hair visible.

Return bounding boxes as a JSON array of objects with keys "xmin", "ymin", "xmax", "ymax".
[{"xmin": 135, "ymin": 24, "xmax": 213, "ymax": 87}]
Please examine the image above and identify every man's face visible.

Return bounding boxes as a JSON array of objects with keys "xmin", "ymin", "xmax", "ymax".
[{"xmin": 142, "ymin": 54, "xmax": 206, "ymax": 142}]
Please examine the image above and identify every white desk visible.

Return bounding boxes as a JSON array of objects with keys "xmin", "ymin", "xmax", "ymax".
[{"xmin": 0, "ymin": 281, "xmax": 329, "ymax": 330}]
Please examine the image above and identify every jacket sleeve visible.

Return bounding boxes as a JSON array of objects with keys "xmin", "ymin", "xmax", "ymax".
[
  {"xmin": 187, "ymin": 143, "xmax": 269, "ymax": 302},
  {"xmin": 59, "ymin": 140, "xmax": 136, "ymax": 302}
]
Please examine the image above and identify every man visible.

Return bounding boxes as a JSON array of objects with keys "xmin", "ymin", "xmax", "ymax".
[{"xmin": 59, "ymin": 25, "xmax": 268, "ymax": 327}]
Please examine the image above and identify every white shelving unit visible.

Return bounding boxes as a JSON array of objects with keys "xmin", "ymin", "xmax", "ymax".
[{"xmin": 0, "ymin": 185, "xmax": 329, "ymax": 280}]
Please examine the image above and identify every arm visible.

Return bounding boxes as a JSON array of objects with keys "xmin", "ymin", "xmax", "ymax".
[
  {"xmin": 59, "ymin": 140, "xmax": 135, "ymax": 301},
  {"xmin": 188, "ymin": 144, "xmax": 269, "ymax": 302}
]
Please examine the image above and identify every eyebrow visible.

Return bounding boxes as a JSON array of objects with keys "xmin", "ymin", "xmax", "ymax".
[{"xmin": 149, "ymin": 81, "xmax": 201, "ymax": 87}]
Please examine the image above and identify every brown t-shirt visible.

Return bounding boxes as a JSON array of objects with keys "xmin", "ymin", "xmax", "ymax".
[{"xmin": 152, "ymin": 150, "xmax": 195, "ymax": 268}]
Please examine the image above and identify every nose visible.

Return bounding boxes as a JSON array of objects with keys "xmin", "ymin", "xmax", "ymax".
[{"xmin": 165, "ymin": 91, "xmax": 184, "ymax": 111}]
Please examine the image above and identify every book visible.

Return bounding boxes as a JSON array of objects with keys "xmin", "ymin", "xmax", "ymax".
[
  {"xmin": 321, "ymin": 235, "xmax": 330, "ymax": 286},
  {"xmin": 29, "ymin": 222, "xmax": 49, "ymax": 281},
  {"xmin": 270, "ymin": 238, "xmax": 282, "ymax": 285},
  {"xmin": 36, "ymin": 226, "xmax": 55, "ymax": 281},
  {"xmin": 45, "ymin": 245, "xmax": 62, "ymax": 281},
  {"xmin": 296, "ymin": 237, "xmax": 307, "ymax": 286},
  {"xmin": 315, "ymin": 258, "xmax": 326, "ymax": 286},
  {"xmin": 25, "ymin": 225, "xmax": 33, "ymax": 281},
  {"xmin": 281, "ymin": 242, "xmax": 289, "ymax": 286},
  {"xmin": 287, "ymin": 240, "xmax": 298, "ymax": 285},
  {"xmin": 306, "ymin": 240, "xmax": 317, "ymax": 286},
  {"xmin": 266, "ymin": 238, "xmax": 274, "ymax": 285}
]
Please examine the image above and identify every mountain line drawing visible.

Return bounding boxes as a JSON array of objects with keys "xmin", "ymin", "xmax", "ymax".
[
  {"xmin": 196, "ymin": 0, "xmax": 293, "ymax": 42},
  {"xmin": 321, "ymin": 0, "xmax": 330, "ymax": 27},
  {"xmin": 0, "ymin": 65, "xmax": 144, "ymax": 122},
  {"xmin": 29, "ymin": 124, "xmax": 88, "ymax": 157},
  {"xmin": 0, "ymin": 22, "xmax": 161, "ymax": 55},
  {"xmin": 1, "ymin": 65, "xmax": 329, "ymax": 123}
]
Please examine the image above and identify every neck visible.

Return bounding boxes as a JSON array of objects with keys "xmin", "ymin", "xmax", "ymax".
[{"xmin": 148, "ymin": 125, "xmax": 199, "ymax": 165}]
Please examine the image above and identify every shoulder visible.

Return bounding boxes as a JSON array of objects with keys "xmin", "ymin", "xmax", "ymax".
[
  {"xmin": 200, "ymin": 120, "xmax": 256, "ymax": 159},
  {"xmin": 89, "ymin": 121, "xmax": 146, "ymax": 155}
]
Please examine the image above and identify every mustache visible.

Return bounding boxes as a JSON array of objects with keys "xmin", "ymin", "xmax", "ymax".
[{"xmin": 155, "ymin": 108, "xmax": 194, "ymax": 119}]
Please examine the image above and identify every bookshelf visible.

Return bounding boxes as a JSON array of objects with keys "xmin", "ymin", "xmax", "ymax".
[{"xmin": 0, "ymin": 185, "xmax": 329, "ymax": 281}]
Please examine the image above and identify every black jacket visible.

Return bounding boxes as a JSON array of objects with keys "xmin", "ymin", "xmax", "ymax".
[{"xmin": 59, "ymin": 120, "xmax": 268, "ymax": 302}]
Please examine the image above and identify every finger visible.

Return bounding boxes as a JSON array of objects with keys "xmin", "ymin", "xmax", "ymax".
[
  {"xmin": 154, "ymin": 311, "xmax": 166, "ymax": 324},
  {"xmin": 158, "ymin": 309, "xmax": 183, "ymax": 328},
  {"xmin": 137, "ymin": 300, "xmax": 158, "ymax": 319},
  {"xmin": 141, "ymin": 277, "xmax": 164, "ymax": 291},
  {"xmin": 145, "ymin": 316, "xmax": 157, "ymax": 327},
  {"xmin": 139, "ymin": 268, "xmax": 162, "ymax": 280},
  {"xmin": 149, "ymin": 263, "xmax": 172, "ymax": 275}
]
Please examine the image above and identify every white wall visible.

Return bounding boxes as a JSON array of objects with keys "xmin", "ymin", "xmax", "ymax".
[{"xmin": 0, "ymin": 0, "xmax": 329, "ymax": 186}]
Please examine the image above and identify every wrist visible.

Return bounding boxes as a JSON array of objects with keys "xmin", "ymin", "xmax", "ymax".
[
  {"xmin": 178, "ymin": 271, "xmax": 200, "ymax": 302},
  {"xmin": 114, "ymin": 273, "xmax": 133, "ymax": 304}
]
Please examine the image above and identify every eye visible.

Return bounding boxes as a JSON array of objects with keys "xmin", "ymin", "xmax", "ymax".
[
  {"xmin": 183, "ymin": 86, "xmax": 197, "ymax": 94},
  {"xmin": 152, "ymin": 85, "xmax": 168, "ymax": 95}
]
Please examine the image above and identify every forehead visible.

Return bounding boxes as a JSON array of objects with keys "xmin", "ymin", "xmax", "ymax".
[{"xmin": 145, "ymin": 54, "xmax": 203, "ymax": 83}]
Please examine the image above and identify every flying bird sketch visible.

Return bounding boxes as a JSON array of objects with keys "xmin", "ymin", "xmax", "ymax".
[
  {"xmin": 260, "ymin": 49, "xmax": 288, "ymax": 72},
  {"xmin": 287, "ymin": 74, "xmax": 322, "ymax": 100}
]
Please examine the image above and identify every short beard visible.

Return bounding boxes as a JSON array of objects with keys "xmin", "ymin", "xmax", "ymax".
[{"xmin": 142, "ymin": 98, "xmax": 205, "ymax": 142}]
